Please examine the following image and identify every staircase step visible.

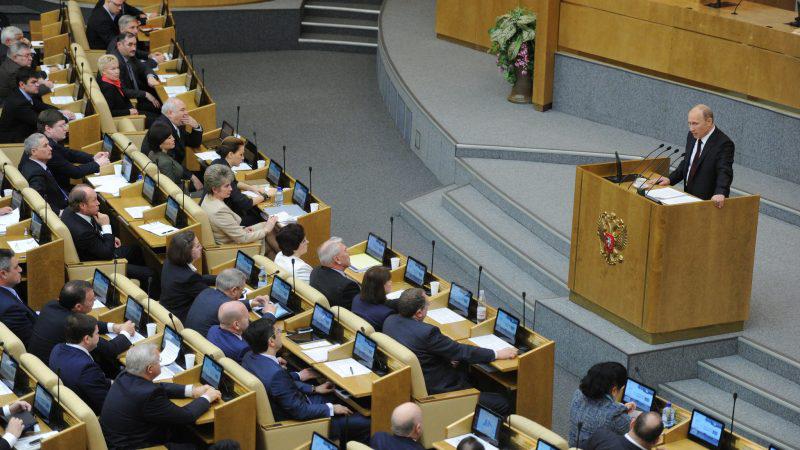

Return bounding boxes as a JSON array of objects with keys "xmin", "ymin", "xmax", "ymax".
[
  {"xmin": 698, "ymin": 355, "xmax": 800, "ymax": 425},
  {"xmin": 304, "ymin": 1, "xmax": 380, "ymax": 20},
  {"xmin": 442, "ymin": 184, "xmax": 568, "ymax": 296},
  {"xmin": 298, "ymin": 32, "xmax": 377, "ymax": 53},
  {"xmin": 738, "ymin": 337, "xmax": 800, "ymax": 385},
  {"xmin": 660, "ymin": 379, "xmax": 800, "ymax": 449},
  {"xmin": 301, "ymin": 15, "xmax": 378, "ymax": 37}
]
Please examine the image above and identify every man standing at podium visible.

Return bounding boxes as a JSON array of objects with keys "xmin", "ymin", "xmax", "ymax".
[{"xmin": 652, "ymin": 105, "xmax": 734, "ymax": 208}]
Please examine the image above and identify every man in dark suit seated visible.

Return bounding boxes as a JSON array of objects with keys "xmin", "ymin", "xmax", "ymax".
[
  {"xmin": 140, "ymin": 97, "xmax": 203, "ymax": 165},
  {"xmin": 585, "ymin": 411, "xmax": 663, "ymax": 450},
  {"xmin": 207, "ymin": 301, "xmax": 252, "ymax": 363},
  {"xmin": 650, "ymin": 104, "xmax": 734, "ymax": 208},
  {"xmin": 49, "ymin": 314, "xmax": 112, "ymax": 414},
  {"xmin": 0, "ymin": 249, "xmax": 36, "ymax": 344},
  {"xmin": 0, "ymin": 42, "xmax": 51, "ymax": 101},
  {"xmin": 18, "ymin": 132, "xmax": 68, "ymax": 214},
  {"xmin": 38, "ymin": 109, "xmax": 111, "ymax": 192},
  {"xmin": 28, "ymin": 280, "xmax": 133, "ymax": 370},
  {"xmin": 383, "ymin": 288, "xmax": 518, "ymax": 416},
  {"xmin": 370, "ymin": 402, "xmax": 425, "ymax": 450},
  {"xmin": 0, "ymin": 68, "xmax": 74, "ymax": 143},
  {"xmin": 61, "ymin": 185, "xmax": 155, "ymax": 288},
  {"xmin": 86, "ymin": 0, "xmax": 125, "ymax": 50},
  {"xmin": 184, "ymin": 268, "xmax": 270, "ymax": 336},
  {"xmin": 114, "ymin": 15, "xmax": 165, "ymax": 66},
  {"xmin": 94, "ymin": 0, "xmax": 146, "ymax": 23},
  {"xmin": 100, "ymin": 343, "xmax": 221, "ymax": 449},
  {"xmin": 0, "ymin": 26, "xmax": 41, "ymax": 68},
  {"xmin": 310, "ymin": 237, "xmax": 360, "ymax": 309},
  {"xmin": 241, "ymin": 317, "xmax": 371, "ymax": 443},
  {"xmin": 109, "ymin": 33, "xmax": 162, "ymax": 115}
]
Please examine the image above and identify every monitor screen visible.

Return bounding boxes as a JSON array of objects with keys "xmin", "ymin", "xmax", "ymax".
[
  {"xmin": 623, "ymin": 378, "xmax": 656, "ymax": 412},
  {"xmin": 270, "ymin": 276, "xmax": 291, "ymax": 306},
  {"xmin": 471, "ymin": 405, "xmax": 502, "ymax": 446},
  {"xmin": 235, "ymin": 251, "xmax": 256, "ymax": 286},
  {"xmin": 769, "ymin": 446, "xmax": 781, "ymax": 450},
  {"xmin": 688, "ymin": 409, "xmax": 725, "ymax": 448},
  {"xmin": 536, "ymin": 438, "xmax": 559, "ymax": 450},
  {"xmin": 142, "ymin": 175, "xmax": 156, "ymax": 204},
  {"xmin": 366, "ymin": 233, "xmax": 386, "ymax": 263},
  {"xmin": 200, "ymin": 356, "xmax": 224, "ymax": 389},
  {"xmin": 448, "ymin": 283, "xmax": 472, "ymax": 317},
  {"xmin": 267, "ymin": 161, "xmax": 282, "ymax": 186},
  {"xmin": 92, "ymin": 269, "xmax": 112, "ymax": 306},
  {"xmin": 102, "ymin": 133, "xmax": 114, "ymax": 153},
  {"xmin": 494, "ymin": 308, "xmax": 519, "ymax": 344},
  {"xmin": 125, "ymin": 297, "xmax": 144, "ymax": 329},
  {"xmin": 220, "ymin": 121, "xmax": 234, "ymax": 139},
  {"xmin": 10, "ymin": 190, "xmax": 22, "ymax": 211},
  {"xmin": 0, "ymin": 166, "xmax": 5, "ymax": 191},
  {"xmin": 311, "ymin": 304, "xmax": 334, "ymax": 337},
  {"xmin": 0, "ymin": 352, "xmax": 17, "ymax": 390},
  {"xmin": 30, "ymin": 211, "xmax": 44, "ymax": 243},
  {"xmin": 310, "ymin": 432, "xmax": 338, "ymax": 450},
  {"xmin": 161, "ymin": 325, "xmax": 182, "ymax": 352},
  {"xmin": 404, "ymin": 256, "xmax": 426, "ymax": 287},
  {"xmin": 292, "ymin": 180, "xmax": 309, "ymax": 210},
  {"xmin": 121, "ymin": 155, "xmax": 134, "ymax": 183},
  {"xmin": 353, "ymin": 331, "xmax": 377, "ymax": 370},
  {"xmin": 166, "ymin": 197, "xmax": 180, "ymax": 226},
  {"xmin": 34, "ymin": 383, "xmax": 53, "ymax": 423}
]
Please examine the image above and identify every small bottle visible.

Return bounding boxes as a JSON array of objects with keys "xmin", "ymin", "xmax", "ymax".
[
  {"xmin": 275, "ymin": 187, "xmax": 283, "ymax": 206},
  {"xmin": 476, "ymin": 290, "xmax": 487, "ymax": 321},
  {"xmin": 662, "ymin": 402, "xmax": 676, "ymax": 428}
]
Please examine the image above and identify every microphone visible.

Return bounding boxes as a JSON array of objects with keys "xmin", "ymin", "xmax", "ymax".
[
  {"xmin": 308, "ymin": 166, "xmax": 312, "ymax": 194},
  {"xmin": 628, "ymin": 146, "xmax": 673, "ymax": 191},
  {"xmin": 80, "ymin": 61, "xmax": 84, "ymax": 78},
  {"xmin": 201, "ymin": 68, "xmax": 204, "ymax": 85},
  {"xmin": 732, "ymin": 0, "xmax": 744, "ymax": 14},
  {"xmin": 169, "ymin": 312, "xmax": 178, "ymax": 331},
  {"xmin": 430, "ymin": 240, "xmax": 435, "ymax": 277},
  {"xmin": 389, "ymin": 216, "xmax": 394, "ymax": 249},
  {"xmin": 636, "ymin": 148, "xmax": 679, "ymax": 195},
  {"xmin": 291, "ymin": 259, "xmax": 296, "ymax": 294},
  {"xmin": 730, "ymin": 392, "xmax": 738, "ymax": 435},
  {"xmin": 576, "ymin": 422, "xmax": 583, "ymax": 448},
  {"xmin": 235, "ymin": 105, "xmax": 240, "ymax": 137},
  {"xmin": 643, "ymin": 153, "xmax": 686, "ymax": 197},
  {"xmin": 626, "ymin": 144, "xmax": 665, "ymax": 191},
  {"xmin": 87, "ymin": 77, "xmax": 93, "ymax": 103},
  {"xmin": 113, "ymin": 257, "xmax": 118, "ymax": 303},
  {"xmin": 146, "ymin": 277, "xmax": 153, "ymax": 315},
  {"xmin": 282, "ymin": 145, "xmax": 286, "ymax": 172},
  {"xmin": 476, "ymin": 265, "xmax": 483, "ymax": 298}
]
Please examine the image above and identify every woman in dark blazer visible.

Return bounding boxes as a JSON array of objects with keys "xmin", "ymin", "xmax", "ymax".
[
  {"xmin": 159, "ymin": 231, "xmax": 216, "ymax": 322},
  {"xmin": 147, "ymin": 122, "xmax": 203, "ymax": 192},
  {"xmin": 97, "ymin": 54, "xmax": 157, "ymax": 126},
  {"xmin": 351, "ymin": 266, "xmax": 395, "ymax": 331}
]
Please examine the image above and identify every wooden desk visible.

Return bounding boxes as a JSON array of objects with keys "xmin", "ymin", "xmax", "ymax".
[
  {"xmin": 280, "ymin": 309, "xmax": 355, "ymax": 368},
  {"xmin": 344, "ymin": 240, "xmax": 407, "ymax": 284},
  {"xmin": 2, "ymin": 219, "xmax": 65, "ymax": 311},
  {"xmin": 313, "ymin": 344, "xmax": 381, "ymax": 399},
  {"xmin": 432, "ymin": 413, "xmax": 539, "ymax": 450},
  {"xmin": 659, "ymin": 401, "xmax": 765, "ymax": 450}
]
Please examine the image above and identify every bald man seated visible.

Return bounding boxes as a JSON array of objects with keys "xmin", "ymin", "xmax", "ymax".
[
  {"xmin": 585, "ymin": 411, "xmax": 664, "ymax": 450},
  {"xmin": 206, "ymin": 301, "xmax": 253, "ymax": 363},
  {"xmin": 369, "ymin": 402, "xmax": 425, "ymax": 450}
]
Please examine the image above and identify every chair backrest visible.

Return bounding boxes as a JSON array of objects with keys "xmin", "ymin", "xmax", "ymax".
[
  {"xmin": 25, "ymin": 187, "xmax": 80, "ymax": 264},
  {"xmin": 149, "ymin": 300, "xmax": 182, "ymax": 332},
  {"xmin": 114, "ymin": 273, "xmax": 148, "ymax": 303},
  {"xmin": 180, "ymin": 328, "xmax": 224, "ymax": 361},
  {"xmin": 67, "ymin": 2, "xmax": 90, "ymax": 51},
  {"xmin": 57, "ymin": 384, "xmax": 108, "ymax": 450},
  {"xmin": 0, "ymin": 323, "xmax": 26, "ymax": 359},
  {"xmin": 346, "ymin": 442, "xmax": 374, "ymax": 450},
  {"xmin": 509, "ymin": 415, "xmax": 569, "ymax": 450},
  {"xmin": 0, "ymin": 144, "xmax": 26, "ymax": 168},
  {"xmin": 19, "ymin": 353, "xmax": 58, "ymax": 391},
  {"xmin": 331, "ymin": 307, "xmax": 374, "ymax": 336},
  {"xmin": 86, "ymin": 74, "xmax": 120, "ymax": 135},
  {"xmin": 218, "ymin": 357, "xmax": 276, "ymax": 426},
  {"xmin": 181, "ymin": 192, "xmax": 216, "ymax": 246},
  {"xmin": 370, "ymin": 332, "xmax": 427, "ymax": 398},
  {"xmin": 253, "ymin": 255, "xmax": 330, "ymax": 308}
]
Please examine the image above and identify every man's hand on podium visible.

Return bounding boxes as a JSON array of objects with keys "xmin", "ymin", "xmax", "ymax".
[{"xmin": 711, "ymin": 194, "xmax": 725, "ymax": 209}]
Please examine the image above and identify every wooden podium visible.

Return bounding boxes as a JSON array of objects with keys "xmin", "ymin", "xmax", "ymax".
[{"xmin": 567, "ymin": 159, "xmax": 759, "ymax": 344}]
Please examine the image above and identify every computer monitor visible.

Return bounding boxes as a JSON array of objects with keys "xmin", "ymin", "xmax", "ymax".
[
  {"xmin": 448, "ymin": 283, "xmax": 472, "ymax": 318},
  {"xmin": 687, "ymin": 409, "xmax": 725, "ymax": 449},
  {"xmin": 243, "ymin": 140, "xmax": 259, "ymax": 168},
  {"xmin": 10, "ymin": 189, "xmax": 22, "ymax": 211},
  {"xmin": 30, "ymin": 211, "xmax": 50, "ymax": 244},
  {"xmin": 267, "ymin": 160, "xmax": 283, "ymax": 187},
  {"xmin": 310, "ymin": 432, "xmax": 338, "ymax": 450},
  {"xmin": 353, "ymin": 331, "xmax": 377, "ymax": 371},
  {"xmin": 121, "ymin": 154, "xmax": 136, "ymax": 183},
  {"xmin": 92, "ymin": 269, "xmax": 117, "ymax": 307},
  {"xmin": 220, "ymin": 121, "xmax": 234, "ymax": 139},
  {"xmin": 34, "ymin": 383, "xmax": 57, "ymax": 426},
  {"xmin": 0, "ymin": 352, "xmax": 18, "ymax": 391},
  {"xmin": 470, "ymin": 405, "xmax": 502, "ymax": 447},
  {"xmin": 269, "ymin": 276, "xmax": 294, "ymax": 319},
  {"xmin": 292, "ymin": 180, "xmax": 309, "ymax": 211},
  {"xmin": 124, "ymin": 296, "xmax": 146, "ymax": 331},
  {"xmin": 365, "ymin": 233, "xmax": 387, "ymax": 264},
  {"xmin": 102, "ymin": 133, "xmax": 114, "ymax": 154},
  {"xmin": 623, "ymin": 378, "xmax": 656, "ymax": 412},
  {"xmin": 769, "ymin": 445, "xmax": 781, "ymax": 450},
  {"xmin": 161, "ymin": 325, "xmax": 183, "ymax": 354},
  {"xmin": 165, "ymin": 196, "xmax": 185, "ymax": 228},
  {"xmin": 234, "ymin": 251, "xmax": 258, "ymax": 287},
  {"xmin": 142, "ymin": 174, "xmax": 157, "ymax": 205},
  {"xmin": 310, "ymin": 303, "xmax": 334, "ymax": 337},
  {"xmin": 403, "ymin": 256, "xmax": 427, "ymax": 288},
  {"xmin": 494, "ymin": 308, "xmax": 519, "ymax": 345},
  {"xmin": 536, "ymin": 438, "xmax": 559, "ymax": 450}
]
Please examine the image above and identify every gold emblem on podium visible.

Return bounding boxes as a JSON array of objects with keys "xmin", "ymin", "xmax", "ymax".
[{"xmin": 597, "ymin": 212, "xmax": 627, "ymax": 265}]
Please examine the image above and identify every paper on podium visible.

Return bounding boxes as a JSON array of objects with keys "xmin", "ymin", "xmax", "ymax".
[
  {"xmin": 263, "ymin": 204, "xmax": 306, "ymax": 218},
  {"xmin": 231, "ymin": 162, "xmax": 253, "ymax": 172},
  {"xmin": 124, "ymin": 206, "xmax": 151, "ymax": 219},
  {"xmin": 8, "ymin": 238, "xmax": 39, "ymax": 253},
  {"xmin": 163, "ymin": 86, "xmax": 188, "ymax": 97},
  {"xmin": 323, "ymin": 358, "xmax": 371, "ymax": 377},
  {"xmin": 427, "ymin": 308, "xmax": 467, "ymax": 325},
  {"xmin": 160, "ymin": 341, "xmax": 180, "ymax": 366},
  {"xmin": 15, "ymin": 431, "xmax": 59, "ymax": 450},
  {"xmin": 92, "ymin": 300, "xmax": 106, "ymax": 310},
  {"xmin": 659, "ymin": 195, "xmax": 702, "ymax": 205},
  {"xmin": 386, "ymin": 289, "xmax": 405, "ymax": 300},
  {"xmin": 273, "ymin": 211, "xmax": 297, "ymax": 226},
  {"xmin": 157, "ymin": 74, "xmax": 178, "ymax": 82},
  {"xmin": 139, "ymin": 221, "xmax": 179, "ymax": 236},
  {"xmin": 468, "ymin": 334, "xmax": 514, "ymax": 352},
  {"xmin": 348, "ymin": 253, "xmax": 382, "ymax": 272},
  {"xmin": 444, "ymin": 434, "xmax": 498, "ymax": 450},
  {"xmin": 154, "ymin": 363, "xmax": 179, "ymax": 381}
]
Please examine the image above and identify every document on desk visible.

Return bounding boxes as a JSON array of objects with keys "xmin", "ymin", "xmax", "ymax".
[
  {"xmin": 324, "ymin": 358, "xmax": 371, "ymax": 377},
  {"xmin": 263, "ymin": 204, "xmax": 306, "ymax": 218},
  {"xmin": 231, "ymin": 162, "xmax": 253, "ymax": 172},
  {"xmin": 48, "ymin": 96, "xmax": 74, "ymax": 105},
  {"xmin": 468, "ymin": 334, "xmax": 514, "ymax": 352},
  {"xmin": 0, "ymin": 208, "xmax": 20, "ymax": 235},
  {"xmin": 273, "ymin": 211, "xmax": 298, "ymax": 226},
  {"xmin": 139, "ymin": 221, "xmax": 179, "ymax": 236},
  {"xmin": 7, "ymin": 238, "xmax": 39, "ymax": 254},
  {"xmin": 107, "ymin": 331, "xmax": 146, "ymax": 344},
  {"xmin": 444, "ymin": 434, "xmax": 498, "ymax": 450},
  {"xmin": 301, "ymin": 340, "xmax": 340, "ymax": 363},
  {"xmin": 348, "ymin": 254, "xmax": 382, "ymax": 272},
  {"xmin": 88, "ymin": 174, "xmax": 129, "ymax": 196},
  {"xmin": 160, "ymin": 340, "xmax": 180, "ymax": 366},
  {"xmin": 15, "ymin": 431, "xmax": 59, "ymax": 450},
  {"xmin": 195, "ymin": 150, "xmax": 220, "ymax": 161},
  {"xmin": 658, "ymin": 194, "xmax": 702, "ymax": 205},
  {"xmin": 157, "ymin": 74, "xmax": 178, "ymax": 82},
  {"xmin": 154, "ymin": 364, "xmax": 179, "ymax": 382},
  {"xmin": 427, "ymin": 308, "xmax": 468, "ymax": 325},
  {"xmin": 0, "ymin": 380, "xmax": 11, "ymax": 395},
  {"xmin": 72, "ymin": 112, "xmax": 84, "ymax": 120},
  {"xmin": 163, "ymin": 86, "xmax": 188, "ymax": 97},
  {"xmin": 92, "ymin": 299, "xmax": 107, "ymax": 310},
  {"xmin": 124, "ymin": 206, "xmax": 151, "ymax": 219}
]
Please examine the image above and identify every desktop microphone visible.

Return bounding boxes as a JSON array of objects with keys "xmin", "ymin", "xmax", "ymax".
[
  {"xmin": 112, "ymin": 258, "xmax": 118, "ymax": 303},
  {"xmin": 146, "ymin": 277, "xmax": 153, "ymax": 316},
  {"xmin": 636, "ymin": 148, "xmax": 679, "ymax": 195},
  {"xmin": 169, "ymin": 312, "xmax": 178, "ymax": 331},
  {"xmin": 576, "ymin": 422, "xmax": 583, "ymax": 448},
  {"xmin": 80, "ymin": 61, "xmax": 84, "ymax": 78},
  {"xmin": 643, "ymin": 153, "xmax": 685, "ymax": 197},
  {"xmin": 626, "ymin": 144, "xmax": 665, "ymax": 191},
  {"xmin": 732, "ymin": 0, "xmax": 744, "ymax": 14},
  {"xmin": 389, "ymin": 216, "xmax": 394, "ymax": 249},
  {"xmin": 201, "ymin": 68, "xmax": 205, "ymax": 85},
  {"xmin": 730, "ymin": 392, "xmax": 738, "ymax": 435},
  {"xmin": 291, "ymin": 259, "xmax": 296, "ymax": 293},
  {"xmin": 430, "ymin": 240, "xmax": 435, "ymax": 277},
  {"xmin": 308, "ymin": 166, "xmax": 312, "ymax": 194},
  {"xmin": 87, "ymin": 77, "xmax": 93, "ymax": 103},
  {"xmin": 282, "ymin": 146, "xmax": 287, "ymax": 172},
  {"xmin": 235, "ymin": 106, "xmax": 240, "ymax": 137},
  {"xmin": 629, "ymin": 146, "xmax": 674, "ymax": 192},
  {"xmin": 476, "ymin": 265, "xmax": 483, "ymax": 299}
]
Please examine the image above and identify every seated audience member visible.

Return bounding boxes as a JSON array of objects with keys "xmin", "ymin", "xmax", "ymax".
[
  {"xmin": 18, "ymin": 133, "xmax": 68, "ymax": 214},
  {"xmin": 0, "ymin": 42, "xmax": 50, "ymax": 101},
  {"xmin": 310, "ymin": 237, "xmax": 360, "ymax": 309},
  {"xmin": 39, "ymin": 109, "xmax": 110, "ymax": 192},
  {"xmin": 0, "ymin": 400, "xmax": 32, "ymax": 449},
  {"xmin": 351, "ymin": 266, "xmax": 395, "ymax": 332},
  {"xmin": 384, "ymin": 288, "xmax": 517, "ymax": 415},
  {"xmin": 86, "ymin": 0, "xmax": 126, "ymax": 50},
  {"xmin": 28, "ymin": 280, "xmax": 133, "ymax": 369},
  {"xmin": 370, "ymin": 402, "xmax": 425, "ymax": 450},
  {"xmin": 201, "ymin": 164, "xmax": 280, "ymax": 257},
  {"xmin": 95, "ymin": 0, "xmax": 146, "ymax": 21},
  {"xmin": 1, "ymin": 26, "xmax": 40, "ymax": 67},
  {"xmin": 61, "ymin": 185, "xmax": 155, "ymax": 288},
  {"xmin": 0, "ymin": 68, "xmax": 73, "ymax": 143},
  {"xmin": 0, "ymin": 249, "xmax": 35, "ymax": 344},
  {"xmin": 585, "ymin": 411, "xmax": 664, "ymax": 450},
  {"xmin": 109, "ymin": 33, "xmax": 161, "ymax": 114},
  {"xmin": 241, "ymin": 318, "xmax": 371, "ymax": 443},
  {"xmin": 97, "ymin": 53, "xmax": 157, "ymax": 126},
  {"xmin": 49, "ymin": 314, "xmax": 112, "ymax": 414},
  {"xmin": 160, "ymin": 231, "xmax": 216, "ymax": 322},
  {"xmin": 141, "ymin": 97, "xmax": 202, "ymax": 164},
  {"xmin": 569, "ymin": 361, "xmax": 634, "ymax": 448},
  {"xmin": 112, "ymin": 15, "xmax": 164, "ymax": 65},
  {"xmin": 185, "ymin": 268, "xmax": 271, "ymax": 335},
  {"xmin": 207, "ymin": 301, "xmax": 252, "ymax": 363},
  {"xmin": 100, "ymin": 343, "xmax": 221, "ymax": 449},
  {"xmin": 274, "ymin": 224, "xmax": 313, "ymax": 283},
  {"xmin": 146, "ymin": 122, "xmax": 202, "ymax": 190},
  {"xmin": 209, "ymin": 137, "xmax": 274, "ymax": 226},
  {"xmin": 457, "ymin": 436, "xmax": 485, "ymax": 450}
]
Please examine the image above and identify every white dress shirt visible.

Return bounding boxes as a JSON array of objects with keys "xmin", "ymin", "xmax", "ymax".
[{"xmin": 274, "ymin": 252, "xmax": 313, "ymax": 283}]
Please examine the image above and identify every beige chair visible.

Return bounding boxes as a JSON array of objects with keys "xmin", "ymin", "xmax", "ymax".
[
  {"xmin": 510, "ymin": 414, "xmax": 569, "ymax": 450},
  {"xmin": 370, "ymin": 333, "xmax": 480, "ymax": 448},
  {"xmin": 74, "ymin": 52, "xmax": 143, "ymax": 136},
  {"xmin": 0, "ymin": 323, "xmax": 26, "ymax": 359},
  {"xmin": 150, "ymin": 300, "xmax": 183, "ymax": 332},
  {"xmin": 56, "ymin": 384, "xmax": 108, "ymax": 450},
  {"xmin": 346, "ymin": 443, "xmax": 373, "ymax": 450},
  {"xmin": 253, "ymin": 256, "xmax": 330, "ymax": 308},
  {"xmin": 331, "ymin": 307, "xmax": 374, "ymax": 336},
  {"xmin": 19, "ymin": 353, "xmax": 59, "ymax": 390},
  {"xmin": 219, "ymin": 358, "xmax": 330, "ymax": 450},
  {"xmin": 0, "ymin": 144, "xmax": 26, "ymax": 168},
  {"xmin": 66, "ymin": 2, "xmax": 104, "ymax": 71},
  {"xmin": 112, "ymin": 273, "xmax": 149, "ymax": 303}
]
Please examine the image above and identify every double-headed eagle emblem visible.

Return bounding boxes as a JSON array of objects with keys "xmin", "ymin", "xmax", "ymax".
[{"xmin": 597, "ymin": 212, "xmax": 627, "ymax": 265}]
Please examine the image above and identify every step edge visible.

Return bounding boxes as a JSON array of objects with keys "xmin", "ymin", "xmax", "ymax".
[
  {"xmin": 304, "ymin": 4, "xmax": 381, "ymax": 14},
  {"xmin": 738, "ymin": 337, "xmax": 800, "ymax": 373},
  {"xmin": 301, "ymin": 20, "xmax": 379, "ymax": 31},
  {"xmin": 698, "ymin": 360, "xmax": 800, "ymax": 414},
  {"xmin": 298, "ymin": 37, "xmax": 377, "ymax": 47}
]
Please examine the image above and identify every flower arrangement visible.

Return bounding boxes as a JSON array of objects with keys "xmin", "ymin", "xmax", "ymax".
[{"xmin": 488, "ymin": 7, "xmax": 537, "ymax": 85}]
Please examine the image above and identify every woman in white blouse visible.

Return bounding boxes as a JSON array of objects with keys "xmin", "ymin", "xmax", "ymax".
[{"xmin": 274, "ymin": 223, "xmax": 313, "ymax": 283}]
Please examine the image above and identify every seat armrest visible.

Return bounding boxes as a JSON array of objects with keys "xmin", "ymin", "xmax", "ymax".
[
  {"xmin": 66, "ymin": 259, "xmax": 128, "ymax": 281},
  {"xmin": 204, "ymin": 243, "xmax": 261, "ymax": 271}
]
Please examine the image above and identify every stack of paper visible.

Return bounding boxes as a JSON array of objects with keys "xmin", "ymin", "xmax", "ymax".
[
  {"xmin": 124, "ymin": 205, "xmax": 151, "ymax": 219},
  {"xmin": 195, "ymin": 150, "xmax": 220, "ymax": 161},
  {"xmin": 272, "ymin": 211, "xmax": 298, "ymax": 226},
  {"xmin": 49, "ymin": 96, "xmax": 75, "ymax": 105},
  {"xmin": 468, "ymin": 334, "xmax": 514, "ymax": 352},
  {"xmin": 139, "ymin": 221, "xmax": 179, "ymax": 236},
  {"xmin": 427, "ymin": 308, "xmax": 467, "ymax": 325},
  {"xmin": 87, "ymin": 174, "xmax": 129, "ymax": 197},
  {"xmin": 15, "ymin": 431, "xmax": 59, "ymax": 450},
  {"xmin": 8, "ymin": 238, "xmax": 39, "ymax": 253},
  {"xmin": 0, "ymin": 208, "xmax": 20, "ymax": 235},
  {"xmin": 92, "ymin": 299, "xmax": 107, "ymax": 310},
  {"xmin": 645, "ymin": 187, "xmax": 701, "ymax": 205},
  {"xmin": 154, "ymin": 363, "xmax": 181, "ymax": 381},
  {"xmin": 0, "ymin": 380, "xmax": 12, "ymax": 395},
  {"xmin": 324, "ymin": 358, "xmax": 371, "ymax": 377},
  {"xmin": 157, "ymin": 74, "xmax": 178, "ymax": 82},
  {"xmin": 107, "ymin": 330, "xmax": 146, "ymax": 344},
  {"xmin": 231, "ymin": 162, "xmax": 253, "ymax": 172},
  {"xmin": 164, "ymin": 86, "xmax": 188, "ymax": 97},
  {"xmin": 348, "ymin": 254, "xmax": 382, "ymax": 272},
  {"xmin": 300, "ymin": 340, "xmax": 340, "ymax": 363},
  {"xmin": 444, "ymin": 435, "xmax": 498, "ymax": 450}
]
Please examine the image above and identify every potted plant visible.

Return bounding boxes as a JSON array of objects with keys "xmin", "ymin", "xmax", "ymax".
[{"xmin": 488, "ymin": 7, "xmax": 537, "ymax": 104}]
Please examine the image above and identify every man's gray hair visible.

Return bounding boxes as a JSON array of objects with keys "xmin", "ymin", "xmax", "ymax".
[
  {"xmin": 161, "ymin": 97, "xmax": 183, "ymax": 116},
  {"xmin": 317, "ymin": 237, "xmax": 343, "ymax": 266},
  {"xmin": 217, "ymin": 268, "xmax": 246, "ymax": 292},
  {"xmin": 7, "ymin": 41, "xmax": 30, "ymax": 59},
  {"xmin": 1, "ymin": 26, "xmax": 22, "ymax": 45},
  {"xmin": 117, "ymin": 15, "xmax": 138, "ymax": 32},
  {"xmin": 68, "ymin": 184, "xmax": 92, "ymax": 212},
  {"xmin": 125, "ymin": 343, "xmax": 160, "ymax": 376},
  {"xmin": 203, "ymin": 163, "xmax": 234, "ymax": 193},
  {"xmin": 23, "ymin": 133, "xmax": 46, "ymax": 156},
  {"xmin": 0, "ymin": 249, "xmax": 15, "ymax": 272}
]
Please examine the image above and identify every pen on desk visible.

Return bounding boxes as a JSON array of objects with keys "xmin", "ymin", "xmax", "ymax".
[{"xmin": 349, "ymin": 366, "xmax": 354, "ymax": 375}]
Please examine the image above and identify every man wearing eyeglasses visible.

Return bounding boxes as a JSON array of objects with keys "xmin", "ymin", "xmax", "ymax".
[{"xmin": 0, "ymin": 42, "xmax": 51, "ymax": 102}]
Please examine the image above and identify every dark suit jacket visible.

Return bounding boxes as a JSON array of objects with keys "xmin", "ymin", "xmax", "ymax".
[
  {"xmin": 585, "ymin": 429, "xmax": 640, "ymax": 450},
  {"xmin": 59, "ymin": 208, "xmax": 115, "ymax": 261},
  {"xmin": 351, "ymin": 294, "xmax": 395, "ymax": 332},
  {"xmin": 108, "ymin": 46, "xmax": 156, "ymax": 102},
  {"xmin": 141, "ymin": 114, "xmax": 202, "ymax": 166},
  {"xmin": 86, "ymin": 4, "xmax": 119, "ymax": 50},
  {"xmin": 159, "ymin": 261, "xmax": 216, "ymax": 323},
  {"xmin": 94, "ymin": 0, "xmax": 144, "ymax": 19},
  {"xmin": 46, "ymin": 137, "xmax": 99, "ymax": 192},
  {"xmin": 0, "ymin": 58, "xmax": 51, "ymax": 100},
  {"xmin": 370, "ymin": 432, "xmax": 425, "ymax": 450},
  {"xmin": 18, "ymin": 157, "xmax": 68, "ymax": 214},
  {"xmin": 207, "ymin": 325, "xmax": 248, "ymax": 363},
  {"xmin": 208, "ymin": 158, "xmax": 255, "ymax": 219},
  {"xmin": 185, "ymin": 288, "xmax": 252, "ymax": 337},
  {"xmin": 98, "ymin": 78, "xmax": 134, "ymax": 117},
  {"xmin": 0, "ymin": 87, "xmax": 55, "ymax": 143},
  {"xmin": 105, "ymin": 39, "xmax": 156, "ymax": 69},
  {"xmin": 0, "ymin": 286, "xmax": 36, "ymax": 344},
  {"xmin": 668, "ymin": 128, "xmax": 734, "ymax": 200},
  {"xmin": 309, "ymin": 266, "xmax": 360, "ymax": 309},
  {"xmin": 383, "ymin": 315, "xmax": 494, "ymax": 394},
  {"xmin": 241, "ymin": 351, "xmax": 324, "ymax": 422},
  {"xmin": 49, "ymin": 344, "xmax": 111, "ymax": 414},
  {"xmin": 100, "ymin": 371, "xmax": 211, "ymax": 449},
  {"xmin": 27, "ymin": 300, "xmax": 131, "ymax": 366}
]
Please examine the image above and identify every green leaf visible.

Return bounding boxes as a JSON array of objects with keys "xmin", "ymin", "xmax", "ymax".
[
  {"xmin": 508, "ymin": 34, "xmax": 523, "ymax": 60},
  {"xmin": 521, "ymin": 27, "xmax": 536, "ymax": 43}
]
